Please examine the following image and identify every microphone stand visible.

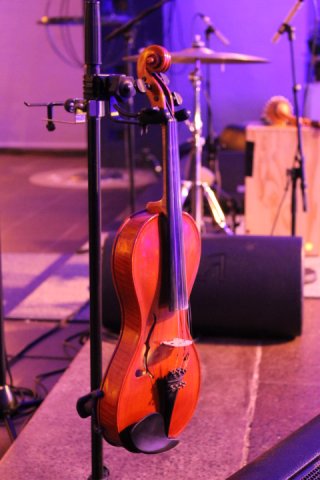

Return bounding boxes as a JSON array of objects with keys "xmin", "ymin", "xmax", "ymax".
[
  {"xmin": 204, "ymin": 26, "xmax": 221, "ymax": 196},
  {"xmin": 283, "ymin": 23, "xmax": 308, "ymax": 235},
  {"xmin": 83, "ymin": 1, "xmax": 107, "ymax": 478}
]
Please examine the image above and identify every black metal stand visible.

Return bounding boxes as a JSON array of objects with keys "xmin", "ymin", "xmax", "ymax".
[
  {"xmin": 80, "ymin": 2, "xmax": 138, "ymax": 477},
  {"xmin": 83, "ymin": 1, "xmax": 107, "ymax": 478},
  {"xmin": 283, "ymin": 23, "xmax": 308, "ymax": 235},
  {"xmin": 204, "ymin": 26, "xmax": 222, "ymax": 195}
]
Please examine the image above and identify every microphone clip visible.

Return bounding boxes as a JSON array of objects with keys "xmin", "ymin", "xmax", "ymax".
[{"xmin": 278, "ymin": 23, "xmax": 296, "ymax": 41}]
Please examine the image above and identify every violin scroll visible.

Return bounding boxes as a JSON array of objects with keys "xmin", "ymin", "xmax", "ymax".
[
  {"xmin": 97, "ymin": 44, "xmax": 201, "ymax": 454},
  {"xmin": 137, "ymin": 45, "xmax": 173, "ymax": 112}
]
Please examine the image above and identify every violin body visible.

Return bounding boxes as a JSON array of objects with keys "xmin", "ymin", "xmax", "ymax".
[{"xmin": 98, "ymin": 209, "xmax": 201, "ymax": 451}]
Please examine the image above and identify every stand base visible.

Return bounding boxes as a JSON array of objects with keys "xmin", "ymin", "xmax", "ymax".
[
  {"xmin": 0, "ymin": 384, "xmax": 42, "ymax": 441},
  {"xmin": 88, "ymin": 466, "xmax": 110, "ymax": 480},
  {"xmin": 0, "ymin": 385, "xmax": 18, "ymax": 413}
]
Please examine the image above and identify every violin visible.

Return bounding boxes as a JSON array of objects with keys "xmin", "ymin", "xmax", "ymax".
[{"xmin": 97, "ymin": 45, "xmax": 201, "ymax": 454}]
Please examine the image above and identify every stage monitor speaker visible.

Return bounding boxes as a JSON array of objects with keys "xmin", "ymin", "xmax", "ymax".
[
  {"xmin": 102, "ymin": 233, "xmax": 303, "ymax": 339},
  {"xmin": 226, "ymin": 414, "xmax": 320, "ymax": 479},
  {"xmin": 190, "ymin": 234, "xmax": 302, "ymax": 339}
]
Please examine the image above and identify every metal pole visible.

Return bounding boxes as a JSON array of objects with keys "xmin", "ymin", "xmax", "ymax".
[
  {"xmin": 190, "ymin": 59, "xmax": 204, "ymax": 231},
  {"xmin": 84, "ymin": 1, "xmax": 106, "ymax": 478}
]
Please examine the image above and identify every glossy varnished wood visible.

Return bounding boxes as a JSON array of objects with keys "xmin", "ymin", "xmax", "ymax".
[{"xmin": 98, "ymin": 210, "xmax": 201, "ymax": 446}]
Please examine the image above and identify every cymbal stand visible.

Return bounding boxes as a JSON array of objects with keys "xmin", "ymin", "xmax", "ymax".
[
  {"xmin": 204, "ymin": 26, "xmax": 222, "ymax": 195},
  {"xmin": 181, "ymin": 52, "xmax": 233, "ymax": 234}
]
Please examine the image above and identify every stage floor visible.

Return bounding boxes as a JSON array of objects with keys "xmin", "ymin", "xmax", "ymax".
[{"xmin": 0, "ymin": 152, "xmax": 320, "ymax": 479}]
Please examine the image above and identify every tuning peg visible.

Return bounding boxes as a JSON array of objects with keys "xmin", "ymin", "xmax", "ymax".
[
  {"xmin": 175, "ymin": 108, "xmax": 190, "ymax": 122},
  {"xmin": 135, "ymin": 78, "xmax": 147, "ymax": 94}
]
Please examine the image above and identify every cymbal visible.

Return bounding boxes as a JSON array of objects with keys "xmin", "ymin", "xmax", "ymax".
[{"xmin": 124, "ymin": 46, "xmax": 268, "ymax": 64}]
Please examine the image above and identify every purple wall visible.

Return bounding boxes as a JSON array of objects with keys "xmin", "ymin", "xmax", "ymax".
[
  {"xmin": 0, "ymin": 1, "xmax": 313, "ymax": 149},
  {"xmin": 1, "ymin": 1, "xmax": 86, "ymax": 150},
  {"xmin": 163, "ymin": 0, "xmax": 310, "ymax": 142}
]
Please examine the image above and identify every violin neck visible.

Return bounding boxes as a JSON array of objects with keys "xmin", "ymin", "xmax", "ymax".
[{"xmin": 162, "ymin": 118, "xmax": 188, "ymax": 312}]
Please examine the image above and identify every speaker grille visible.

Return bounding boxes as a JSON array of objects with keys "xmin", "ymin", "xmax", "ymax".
[{"xmin": 291, "ymin": 460, "xmax": 320, "ymax": 479}]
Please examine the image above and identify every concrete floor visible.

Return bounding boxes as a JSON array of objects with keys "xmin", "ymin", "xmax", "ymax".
[
  {"xmin": 0, "ymin": 300, "xmax": 319, "ymax": 480},
  {"xmin": 0, "ymin": 152, "xmax": 319, "ymax": 479}
]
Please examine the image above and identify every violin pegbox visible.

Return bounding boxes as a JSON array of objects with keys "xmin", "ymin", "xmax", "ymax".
[{"xmin": 137, "ymin": 45, "xmax": 174, "ymax": 113}]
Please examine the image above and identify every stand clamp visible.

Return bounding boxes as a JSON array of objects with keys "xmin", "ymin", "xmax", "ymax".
[
  {"xmin": 24, "ymin": 74, "xmax": 140, "ymax": 131},
  {"xmin": 76, "ymin": 389, "xmax": 104, "ymax": 433}
]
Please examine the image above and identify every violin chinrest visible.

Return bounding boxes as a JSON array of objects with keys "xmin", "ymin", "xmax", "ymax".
[{"xmin": 123, "ymin": 413, "xmax": 179, "ymax": 454}]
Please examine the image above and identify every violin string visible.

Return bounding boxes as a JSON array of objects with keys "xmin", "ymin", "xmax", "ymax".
[
  {"xmin": 172, "ymin": 119, "xmax": 181, "ymax": 315},
  {"xmin": 169, "ymin": 113, "xmax": 191, "ymax": 371},
  {"xmin": 172, "ymin": 119, "xmax": 183, "ymax": 342},
  {"xmin": 169, "ymin": 118, "xmax": 181, "ymax": 371},
  {"xmin": 174, "ymin": 118, "xmax": 189, "ymax": 372}
]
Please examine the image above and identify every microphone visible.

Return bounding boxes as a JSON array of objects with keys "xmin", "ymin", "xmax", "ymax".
[
  {"xmin": 271, "ymin": 0, "xmax": 304, "ymax": 43},
  {"xmin": 198, "ymin": 13, "xmax": 230, "ymax": 46}
]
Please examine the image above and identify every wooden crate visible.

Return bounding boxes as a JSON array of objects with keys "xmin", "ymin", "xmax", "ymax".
[{"xmin": 245, "ymin": 124, "xmax": 320, "ymax": 256}]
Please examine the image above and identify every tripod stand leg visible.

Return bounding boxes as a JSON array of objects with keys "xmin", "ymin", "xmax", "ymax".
[
  {"xmin": 192, "ymin": 181, "xmax": 203, "ymax": 231},
  {"xmin": 202, "ymin": 183, "xmax": 233, "ymax": 235}
]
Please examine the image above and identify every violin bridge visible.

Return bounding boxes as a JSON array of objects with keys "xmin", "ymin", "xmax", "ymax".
[{"xmin": 161, "ymin": 338, "xmax": 193, "ymax": 347}]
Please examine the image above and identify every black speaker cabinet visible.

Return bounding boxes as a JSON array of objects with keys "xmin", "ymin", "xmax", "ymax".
[
  {"xmin": 227, "ymin": 414, "xmax": 320, "ymax": 479},
  {"xmin": 102, "ymin": 233, "xmax": 303, "ymax": 339},
  {"xmin": 190, "ymin": 234, "xmax": 303, "ymax": 339}
]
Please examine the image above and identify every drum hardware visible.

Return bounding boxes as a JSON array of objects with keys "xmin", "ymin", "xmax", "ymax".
[
  {"xmin": 125, "ymin": 48, "xmax": 268, "ymax": 65},
  {"xmin": 201, "ymin": 14, "xmax": 226, "ymax": 223},
  {"xmin": 24, "ymin": 99, "xmax": 87, "ymax": 131},
  {"xmin": 178, "ymin": 38, "xmax": 230, "ymax": 233},
  {"xmin": 200, "ymin": 15, "xmax": 245, "ymax": 233},
  {"xmin": 124, "ymin": 39, "xmax": 267, "ymax": 233}
]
